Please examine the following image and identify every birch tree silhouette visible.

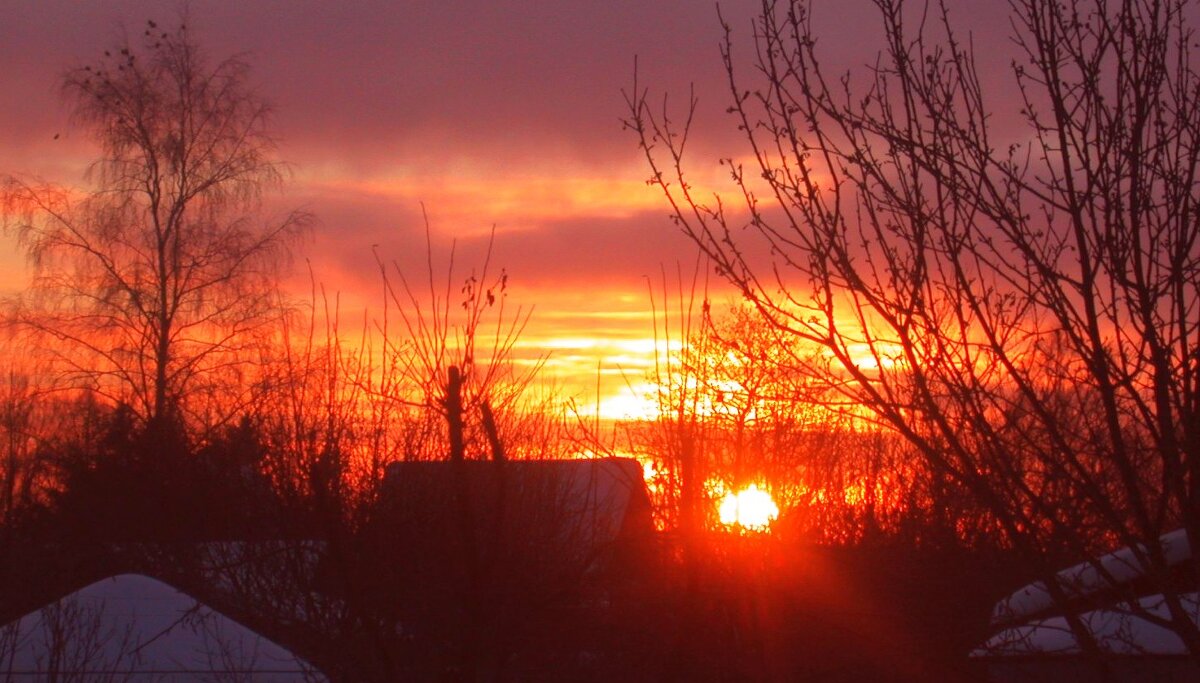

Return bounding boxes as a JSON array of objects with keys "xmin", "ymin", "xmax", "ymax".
[{"xmin": 2, "ymin": 19, "xmax": 308, "ymax": 430}]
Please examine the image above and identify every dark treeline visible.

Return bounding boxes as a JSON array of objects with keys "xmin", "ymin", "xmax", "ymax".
[{"xmin": 0, "ymin": 348, "xmax": 1013, "ymax": 681}]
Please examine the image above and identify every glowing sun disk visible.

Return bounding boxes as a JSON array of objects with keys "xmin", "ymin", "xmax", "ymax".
[{"xmin": 718, "ymin": 484, "xmax": 779, "ymax": 531}]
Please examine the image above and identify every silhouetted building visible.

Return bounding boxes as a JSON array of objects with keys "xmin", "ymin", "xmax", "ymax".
[
  {"xmin": 356, "ymin": 456, "xmax": 657, "ymax": 680},
  {"xmin": 0, "ymin": 573, "xmax": 325, "ymax": 681},
  {"xmin": 972, "ymin": 529, "xmax": 1199, "ymax": 682}
]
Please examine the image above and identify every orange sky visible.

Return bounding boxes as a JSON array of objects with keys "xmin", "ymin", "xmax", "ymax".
[{"xmin": 0, "ymin": 1, "xmax": 1017, "ymax": 417}]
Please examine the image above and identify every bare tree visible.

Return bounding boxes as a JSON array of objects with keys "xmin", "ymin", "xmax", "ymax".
[
  {"xmin": 2, "ymin": 19, "xmax": 308, "ymax": 430},
  {"xmin": 628, "ymin": 0, "xmax": 1200, "ymax": 657},
  {"xmin": 373, "ymin": 218, "xmax": 538, "ymax": 466}
]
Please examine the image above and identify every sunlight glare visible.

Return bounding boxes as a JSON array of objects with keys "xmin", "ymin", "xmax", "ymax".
[
  {"xmin": 593, "ymin": 383, "xmax": 661, "ymax": 420},
  {"xmin": 717, "ymin": 484, "xmax": 780, "ymax": 531}
]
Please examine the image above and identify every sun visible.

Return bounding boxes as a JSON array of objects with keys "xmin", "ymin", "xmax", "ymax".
[{"xmin": 717, "ymin": 484, "xmax": 779, "ymax": 531}]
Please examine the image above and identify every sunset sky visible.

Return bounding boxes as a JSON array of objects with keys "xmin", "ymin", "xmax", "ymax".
[{"xmin": 0, "ymin": 0, "xmax": 1012, "ymax": 416}]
